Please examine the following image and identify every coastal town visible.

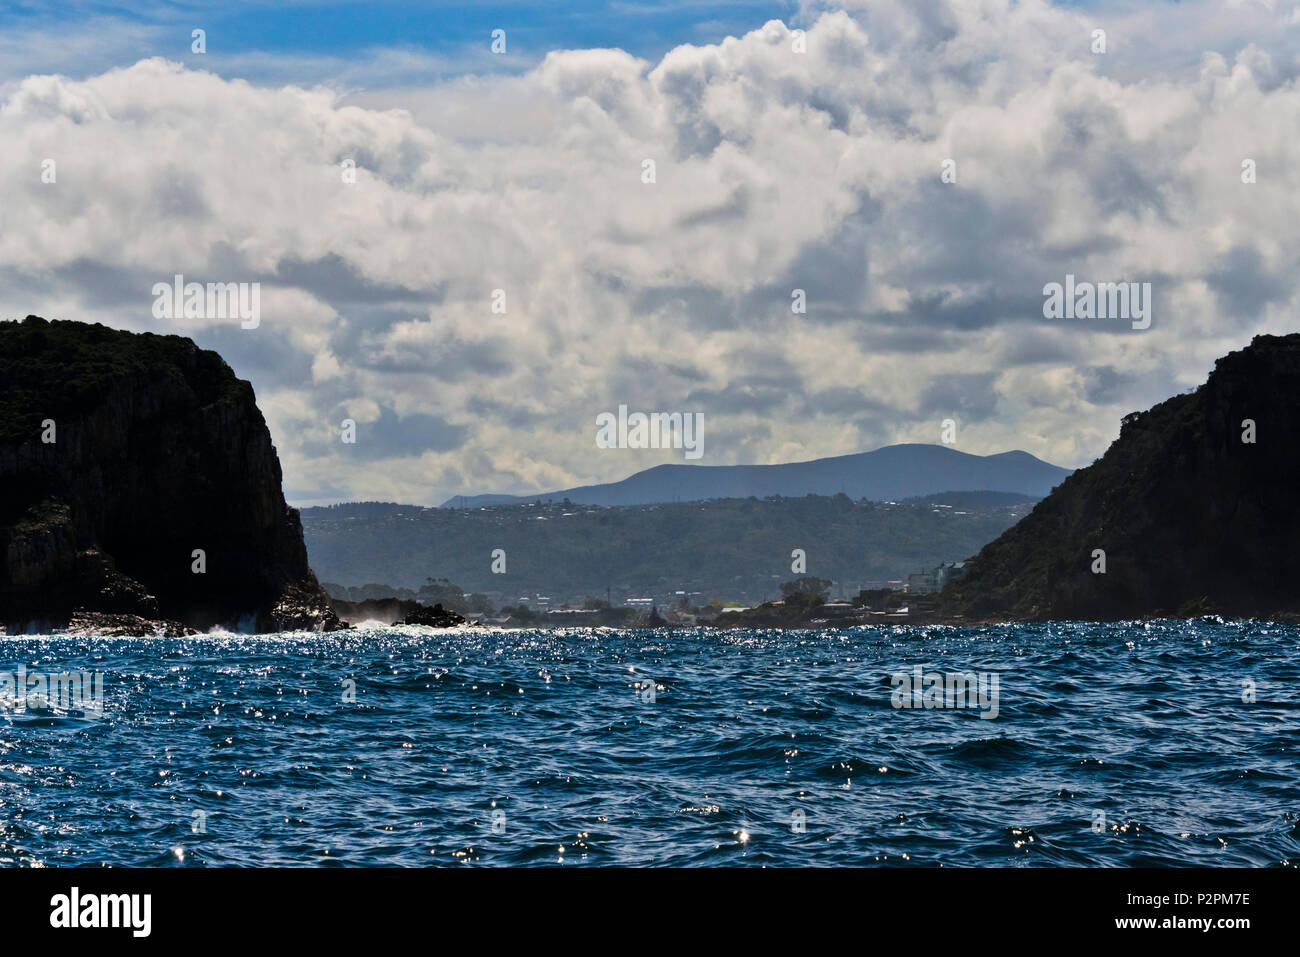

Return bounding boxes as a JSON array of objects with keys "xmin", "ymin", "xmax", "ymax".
[
  {"xmin": 305, "ymin": 492, "xmax": 1030, "ymax": 630},
  {"xmin": 322, "ymin": 559, "xmax": 972, "ymax": 628}
]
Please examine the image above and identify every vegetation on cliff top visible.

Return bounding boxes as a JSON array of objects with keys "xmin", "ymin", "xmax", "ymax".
[{"xmin": 0, "ymin": 315, "xmax": 248, "ymax": 444}]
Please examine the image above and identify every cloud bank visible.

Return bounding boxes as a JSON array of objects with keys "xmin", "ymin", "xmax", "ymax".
[{"xmin": 1, "ymin": 0, "xmax": 1298, "ymax": 504}]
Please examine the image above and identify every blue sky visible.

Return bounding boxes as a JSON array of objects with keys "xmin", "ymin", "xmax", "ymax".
[
  {"xmin": 0, "ymin": 0, "xmax": 1120, "ymax": 89},
  {"xmin": 0, "ymin": 1, "xmax": 805, "ymax": 86},
  {"xmin": 182, "ymin": 1, "xmax": 799, "ymax": 60}
]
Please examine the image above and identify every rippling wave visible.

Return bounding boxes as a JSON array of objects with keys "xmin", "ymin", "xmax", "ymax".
[{"xmin": 1, "ymin": 619, "xmax": 1296, "ymax": 866}]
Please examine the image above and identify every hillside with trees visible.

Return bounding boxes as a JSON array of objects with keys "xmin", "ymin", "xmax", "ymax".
[{"xmin": 302, "ymin": 493, "xmax": 1035, "ymax": 607}]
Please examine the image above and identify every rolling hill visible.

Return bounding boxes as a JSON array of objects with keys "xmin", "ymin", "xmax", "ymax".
[{"xmin": 302, "ymin": 493, "xmax": 1038, "ymax": 606}]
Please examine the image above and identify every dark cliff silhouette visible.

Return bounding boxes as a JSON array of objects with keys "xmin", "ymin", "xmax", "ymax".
[
  {"xmin": 0, "ymin": 316, "xmax": 342, "ymax": 633},
  {"xmin": 942, "ymin": 333, "xmax": 1300, "ymax": 621}
]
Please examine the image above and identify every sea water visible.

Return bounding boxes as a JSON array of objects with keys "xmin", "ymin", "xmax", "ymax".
[{"xmin": 1, "ymin": 619, "xmax": 1296, "ymax": 866}]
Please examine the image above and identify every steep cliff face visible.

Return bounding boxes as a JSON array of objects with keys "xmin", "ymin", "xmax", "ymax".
[
  {"xmin": 942, "ymin": 334, "xmax": 1300, "ymax": 621},
  {"xmin": 1, "ymin": 316, "xmax": 342, "ymax": 632}
]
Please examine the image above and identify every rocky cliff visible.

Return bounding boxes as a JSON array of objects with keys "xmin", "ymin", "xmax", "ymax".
[
  {"xmin": 942, "ymin": 333, "xmax": 1300, "ymax": 621},
  {"xmin": 1, "ymin": 316, "xmax": 342, "ymax": 633}
]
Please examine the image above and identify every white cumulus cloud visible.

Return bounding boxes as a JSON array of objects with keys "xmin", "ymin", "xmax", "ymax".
[{"xmin": 1, "ymin": 1, "xmax": 1298, "ymax": 504}]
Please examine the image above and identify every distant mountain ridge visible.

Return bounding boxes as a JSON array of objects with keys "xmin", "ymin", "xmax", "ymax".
[{"xmin": 440, "ymin": 443, "xmax": 1072, "ymax": 508}]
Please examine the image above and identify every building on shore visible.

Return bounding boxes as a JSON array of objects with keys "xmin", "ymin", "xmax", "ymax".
[{"xmin": 905, "ymin": 560, "xmax": 969, "ymax": 595}]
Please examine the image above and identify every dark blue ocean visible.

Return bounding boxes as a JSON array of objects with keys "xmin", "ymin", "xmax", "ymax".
[{"xmin": 2, "ymin": 620, "xmax": 1297, "ymax": 867}]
